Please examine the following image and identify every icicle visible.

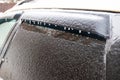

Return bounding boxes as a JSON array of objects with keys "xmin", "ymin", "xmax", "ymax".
[
  {"xmin": 79, "ymin": 30, "xmax": 81, "ymax": 33},
  {"xmin": 71, "ymin": 28, "xmax": 74, "ymax": 30},
  {"xmin": 64, "ymin": 27, "xmax": 67, "ymax": 30},
  {"xmin": 88, "ymin": 32, "xmax": 90, "ymax": 34},
  {"xmin": 68, "ymin": 28, "xmax": 70, "ymax": 30}
]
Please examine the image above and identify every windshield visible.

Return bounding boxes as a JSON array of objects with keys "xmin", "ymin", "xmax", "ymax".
[{"xmin": 0, "ymin": 18, "xmax": 16, "ymax": 51}]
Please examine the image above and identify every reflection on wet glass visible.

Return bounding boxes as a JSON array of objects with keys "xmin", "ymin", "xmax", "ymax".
[{"xmin": 0, "ymin": 19, "xmax": 16, "ymax": 49}]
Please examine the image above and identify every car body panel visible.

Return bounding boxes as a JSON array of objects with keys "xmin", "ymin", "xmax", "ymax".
[{"xmin": 6, "ymin": 0, "xmax": 120, "ymax": 13}]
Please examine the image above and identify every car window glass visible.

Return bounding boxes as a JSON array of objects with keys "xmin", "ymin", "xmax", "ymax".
[{"xmin": 0, "ymin": 19, "xmax": 16, "ymax": 50}]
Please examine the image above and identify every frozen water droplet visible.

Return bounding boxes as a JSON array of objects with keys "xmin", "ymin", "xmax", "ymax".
[
  {"xmin": 49, "ymin": 24, "xmax": 51, "ymax": 26},
  {"xmin": 79, "ymin": 30, "xmax": 81, "ymax": 33},
  {"xmin": 88, "ymin": 32, "xmax": 90, "ymax": 34},
  {"xmin": 64, "ymin": 27, "xmax": 67, "ymax": 30},
  {"xmin": 68, "ymin": 28, "xmax": 70, "ymax": 30}
]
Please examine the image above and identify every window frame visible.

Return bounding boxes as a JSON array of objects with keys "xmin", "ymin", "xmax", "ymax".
[
  {"xmin": 0, "ymin": 18, "xmax": 17, "ymax": 50},
  {"xmin": 0, "ymin": 13, "xmax": 22, "ymax": 65}
]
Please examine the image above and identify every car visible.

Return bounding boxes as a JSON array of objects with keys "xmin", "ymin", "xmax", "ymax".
[{"xmin": 0, "ymin": 0, "xmax": 120, "ymax": 80}]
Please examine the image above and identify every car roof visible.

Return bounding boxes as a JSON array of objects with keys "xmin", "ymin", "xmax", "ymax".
[{"xmin": 6, "ymin": 0, "xmax": 120, "ymax": 13}]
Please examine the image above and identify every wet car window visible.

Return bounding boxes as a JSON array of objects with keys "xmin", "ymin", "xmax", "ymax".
[
  {"xmin": 0, "ymin": 19, "xmax": 16, "ymax": 50},
  {"xmin": 10, "ymin": 19, "xmax": 106, "ymax": 80}
]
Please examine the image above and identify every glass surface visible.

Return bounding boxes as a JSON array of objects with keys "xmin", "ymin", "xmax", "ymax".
[{"xmin": 0, "ymin": 19, "xmax": 16, "ymax": 50}]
